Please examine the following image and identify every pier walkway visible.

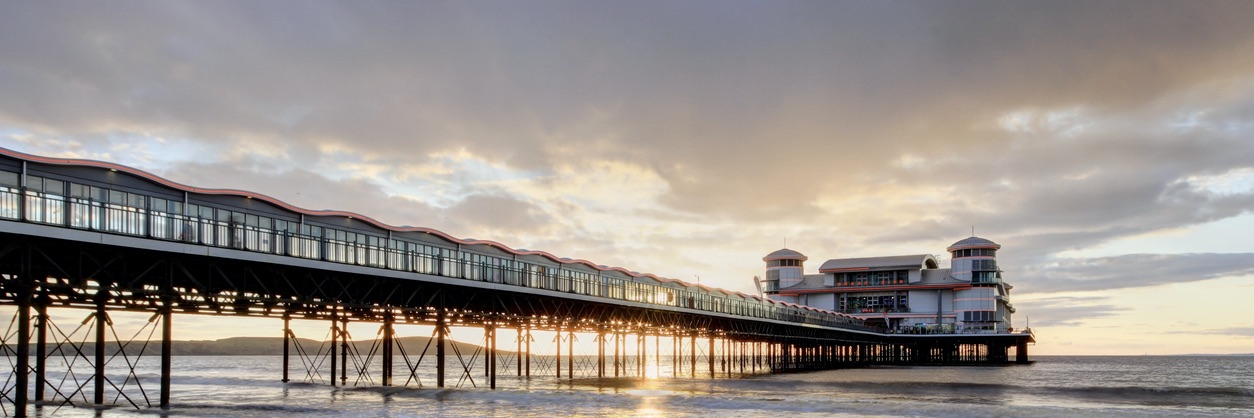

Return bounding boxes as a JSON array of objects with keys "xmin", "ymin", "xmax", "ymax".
[{"xmin": 0, "ymin": 148, "xmax": 1032, "ymax": 416}]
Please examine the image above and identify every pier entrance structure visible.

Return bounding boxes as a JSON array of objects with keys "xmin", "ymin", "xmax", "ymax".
[{"xmin": 0, "ymin": 148, "xmax": 1033, "ymax": 415}]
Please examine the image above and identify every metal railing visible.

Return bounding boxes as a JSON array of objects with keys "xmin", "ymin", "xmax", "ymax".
[{"xmin": 0, "ymin": 186, "xmax": 875, "ymax": 332}]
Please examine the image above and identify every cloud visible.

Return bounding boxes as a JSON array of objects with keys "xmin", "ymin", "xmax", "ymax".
[
  {"xmin": 1016, "ymin": 253, "xmax": 1254, "ymax": 294},
  {"xmin": 1012, "ymin": 296, "xmax": 1125, "ymax": 328},
  {"xmin": 1176, "ymin": 327, "xmax": 1254, "ymax": 337},
  {"xmin": 2, "ymin": 1, "xmax": 1254, "ymax": 305},
  {"xmin": 444, "ymin": 193, "xmax": 556, "ymax": 237}
]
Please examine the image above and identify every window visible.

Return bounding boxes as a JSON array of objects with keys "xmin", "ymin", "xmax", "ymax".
[
  {"xmin": 963, "ymin": 311, "xmax": 997, "ymax": 322},
  {"xmin": 0, "ymin": 171, "xmax": 17, "ymax": 188},
  {"xmin": 972, "ymin": 259, "xmax": 997, "ymax": 271}
]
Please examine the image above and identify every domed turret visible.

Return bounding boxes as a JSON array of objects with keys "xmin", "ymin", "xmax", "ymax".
[
  {"xmin": 762, "ymin": 248, "xmax": 807, "ymax": 294},
  {"xmin": 947, "ymin": 236, "xmax": 1001, "ymax": 252},
  {"xmin": 948, "ymin": 236, "xmax": 1000, "ymax": 284}
]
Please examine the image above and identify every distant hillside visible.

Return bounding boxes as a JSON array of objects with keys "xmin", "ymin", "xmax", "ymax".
[{"xmin": 9, "ymin": 336, "xmax": 503, "ymax": 356}]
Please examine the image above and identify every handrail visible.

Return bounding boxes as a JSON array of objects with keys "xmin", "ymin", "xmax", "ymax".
[{"xmin": 0, "ymin": 186, "xmax": 878, "ymax": 332}]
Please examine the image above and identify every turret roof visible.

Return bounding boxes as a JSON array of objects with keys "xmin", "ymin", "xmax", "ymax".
[
  {"xmin": 763, "ymin": 248, "xmax": 808, "ymax": 262},
  {"xmin": 947, "ymin": 236, "xmax": 1001, "ymax": 251}
]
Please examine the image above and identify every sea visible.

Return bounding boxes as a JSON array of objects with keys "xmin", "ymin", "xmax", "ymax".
[{"xmin": 8, "ymin": 355, "xmax": 1252, "ymax": 417}]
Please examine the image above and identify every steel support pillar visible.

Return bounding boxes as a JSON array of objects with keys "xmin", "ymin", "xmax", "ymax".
[
  {"xmin": 708, "ymin": 336, "xmax": 715, "ymax": 379},
  {"xmin": 382, "ymin": 312, "xmax": 394, "ymax": 387},
  {"xmin": 15, "ymin": 281, "xmax": 31, "ymax": 416},
  {"xmin": 94, "ymin": 286, "xmax": 107, "ymax": 405},
  {"xmin": 282, "ymin": 313, "xmax": 290, "ymax": 383},
  {"xmin": 160, "ymin": 295, "xmax": 173, "ymax": 408},
  {"xmin": 485, "ymin": 325, "xmax": 496, "ymax": 389},
  {"xmin": 555, "ymin": 323, "xmax": 562, "ymax": 379},
  {"xmin": 672, "ymin": 334, "xmax": 678, "ymax": 378},
  {"xmin": 566, "ymin": 328, "xmax": 574, "ymax": 380},
  {"xmin": 641, "ymin": 334, "xmax": 647, "ymax": 378},
  {"xmin": 330, "ymin": 310, "xmax": 338, "ymax": 387},
  {"xmin": 33, "ymin": 295, "xmax": 47, "ymax": 406},
  {"xmin": 524, "ymin": 324, "xmax": 531, "ymax": 378},
  {"xmin": 597, "ymin": 330, "xmax": 605, "ymax": 378},
  {"xmin": 689, "ymin": 334, "xmax": 696, "ymax": 378},
  {"xmin": 339, "ymin": 316, "xmax": 347, "ymax": 385},
  {"xmin": 437, "ymin": 313, "xmax": 447, "ymax": 388}
]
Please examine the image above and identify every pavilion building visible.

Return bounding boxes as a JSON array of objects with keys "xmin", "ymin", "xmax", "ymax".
[{"xmin": 759, "ymin": 237, "xmax": 1015, "ymax": 333}]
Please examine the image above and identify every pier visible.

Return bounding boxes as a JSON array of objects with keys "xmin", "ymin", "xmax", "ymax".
[{"xmin": 0, "ymin": 148, "xmax": 1033, "ymax": 416}]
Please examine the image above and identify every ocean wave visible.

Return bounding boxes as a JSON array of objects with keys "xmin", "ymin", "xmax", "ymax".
[{"xmin": 790, "ymin": 380, "xmax": 1254, "ymax": 409}]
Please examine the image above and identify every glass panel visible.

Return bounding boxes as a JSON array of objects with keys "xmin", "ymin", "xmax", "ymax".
[
  {"xmin": 45, "ymin": 179, "xmax": 65, "ymax": 195},
  {"xmin": 70, "ymin": 183, "xmax": 89, "ymax": 198},
  {"xmin": 0, "ymin": 171, "xmax": 18, "ymax": 188},
  {"xmin": 26, "ymin": 176, "xmax": 43, "ymax": 192}
]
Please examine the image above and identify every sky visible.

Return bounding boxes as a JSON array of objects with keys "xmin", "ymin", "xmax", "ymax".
[{"xmin": 2, "ymin": 1, "xmax": 1253, "ymax": 355}]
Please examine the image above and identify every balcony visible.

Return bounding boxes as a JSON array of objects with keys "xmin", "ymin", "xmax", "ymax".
[{"xmin": 832, "ymin": 278, "xmax": 907, "ymax": 288}]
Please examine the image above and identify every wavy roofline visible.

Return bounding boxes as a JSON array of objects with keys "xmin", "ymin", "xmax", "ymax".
[{"xmin": 1, "ymin": 147, "xmax": 792, "ymax": 299}]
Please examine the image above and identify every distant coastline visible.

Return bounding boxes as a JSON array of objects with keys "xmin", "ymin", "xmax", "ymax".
[{"xmin": 7, "ymin": 336, "xmax": 496, "ymax": 356}]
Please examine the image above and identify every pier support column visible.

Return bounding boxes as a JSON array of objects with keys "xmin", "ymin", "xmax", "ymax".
[
  {"xmin": 567, "ymin": 328, "xmax": 574, "ymax": 380},
  {"xmin": 340, "ymin": 316, "xmax": 347, "ymax": 385},
  {"xmin": 15, "ymin": 279, "xmax": 31, "ymax": 416},
  {"xmin": 436, "ymin": 312, "xmax": 447, "ymax": 388},
  {"xmin": 282, "ymin": 313, "xmax": 291, "ymax": 383},
  {"xmin": 597, "ymin": 329, "xmax": 605, "ymax": 378},
  {"xmin": 555, "ymin": 323, "xmax": 562, "ymax": 379},
  {"xmin": 613, "ymin": 331, "xmax": 619, "ymax": 377},
  {"xmin": 637, "ymin": 331, "xmax": 647, "ymax": 376},
  {"xmin": 524, "ymin": 324, "xmax": 531, "ymax": 378},
  {"xmin": 708, "ymin": 336, "xmax": 715, "ymax": 379},
  {"xmin": 517, "ymin": 327, "xmax": 523, "ymax": 377},
  {"xmin": 689, "ymin": 334, "xmax": 696, "ymax": 378},
  {"xmin": 34, "ymin": 292, "xmax": 47, "ymax": 405},
  {"xmin": 94, "ymin": 285, "xmax": 107, "ymax": 405},
  {"xmin": 382, "ymin": 312, "xmax": 394, "ymax": 387},
  {"xmin": 485, "ymin": 324, "xmax": 496, "ymax": 389},
  {"xmin": 329, "ymin": 310, "xmax": 338, "ymax": 387},
  {"xmin": 672, "ymin": 333, "xmax": 678, "ymax": 378},
  {"xmin": 1016, "ymin": 340, "xmax": 1029, "ymax": 364},
  {"xmin": 160, "ymin": 294, "xmax": 173, "ymax": 408}
]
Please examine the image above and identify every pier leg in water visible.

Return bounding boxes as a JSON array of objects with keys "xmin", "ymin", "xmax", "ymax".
[
  {"xmin": 330, "ymin": 310, "xmax": 338, "ymax": 387},
  {"xmin": 340, "ymin": 316, "xmax": 347, "ymax": 386},
  {"xmin": 437, "ymin": 312, "xmax": 446, "ymax": 388},
  {"xmin": 486, "ymin": 324, "xmax": 496, "ymax": 389},
  {"xmin": 160, "ymin": 294, "xmax": 173, "ymax": 408},
  {"xmin": 555, "ymin": 323, "xmax": 562, "ymax": 379},
  {"xmin": 597, "ymin": 329, "xmax": 605, "ymax": 378},
  {"xmin": 282, "ymin": 312, "xmax": 290, "ymax": 383},
  {"xmin": 94, "ymin": 284, "xmax": 107, "ymax": 405},
  {"xmin": 524, "ymin": 324, "xmax": 531, "ymax": 378},
  {"xmin": 15, "ymin": 279, "xmax": 30, "ymax": 416},
  {"xmin": 34, "ymin": 292, "xmax": 47, "ymax": 406},
  {"xmin": 708, "ymin": 335, "xmax": 715, "ymax": 379},
  {"xmin": 567, "ymin": 328, "xmax": 573, "ymax": 380},
  {"xmin": 517, "ymin": 327, "xmax": 523, "ymax": 377},
  {"xmin": 382, "ymin": 312, "xmax": 394, "ymax": 387},
  {"xmin": 672, "ymin": 334, "xmax": 678, "ymax": 378},
  {"xmin": 638, "ymin": 333, "xmax": 644, "ymax": 378},
  {"xmin": 690, "ymin": 334, "xmax": 696, "ymax": 378}
]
